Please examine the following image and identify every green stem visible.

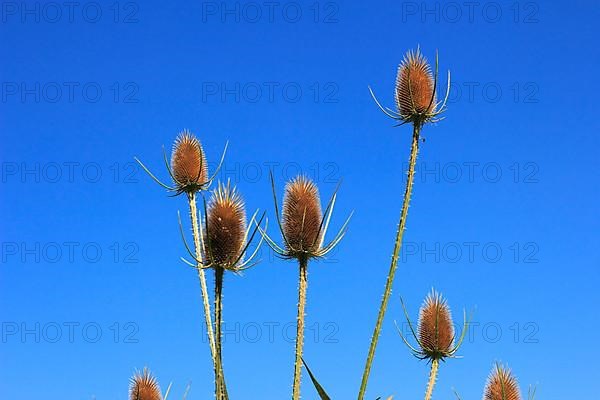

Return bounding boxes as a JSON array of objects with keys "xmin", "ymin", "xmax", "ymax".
[
  {"xmin": 424, "ymin": 359, "xmax": 439, "ymax": 400},
  {"xmin": 188, "ymin": 193, "xmax": 217, "ymax": 358},
  {"xmin": 214, "ymin": 266, "xmax": 226, "ymax": 400},
  {"xmin": 189, "ymin": 193, "xmax": 228, "ymax": 399},
  {"xmin": 292, "ymin": 257, "xmax": 309, "ymax": 400},
  {"xmin": 358, "ymin": 124, "xmax": 421, "ymax": 400}
]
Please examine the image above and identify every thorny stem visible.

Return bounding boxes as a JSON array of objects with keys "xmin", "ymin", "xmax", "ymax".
[
  {"xmin": 292, "ymin": 256, "xmax": 309, "ymax": 400},
  {"xmin": 358, "ymin": 124, "xmax": 421, "ymax": 400},
  {"xmin": 214, "ymin": 266, "xmax": 226, "ymax": 400},
  {"xmin": 188, "ymin": 193, "xmax": 228, "ymax": 398},
  {"xmin": 188, "ymin": 193, "xmax": 217, "ymax": 358},
  {"xmin": 424, "ymin": 359, "xmax": 439, "ymax": 400}
]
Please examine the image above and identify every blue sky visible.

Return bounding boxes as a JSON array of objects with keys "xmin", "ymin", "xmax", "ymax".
[{"xmin": 1, "ymin": 0, "xmax": 598, "ymax": 398}]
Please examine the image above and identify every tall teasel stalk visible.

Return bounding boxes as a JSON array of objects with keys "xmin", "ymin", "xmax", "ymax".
[
  {"xmin": 134, "ymin": 130, "xmax": 228, "ymax": 393},
  {"xmin": 186, "ymin": 181, "xmax": 266, "ymax": 400},
  {"xmin": 396, "ymin": 290, "xmax": 467, "ymax": 400},
  {"xmin": 259, "ymin": 173, "xmax": 352, "ymax": 400},
  {"xmin": 358, "ymin": 47, "xmax": 451, "ymax": 400}
]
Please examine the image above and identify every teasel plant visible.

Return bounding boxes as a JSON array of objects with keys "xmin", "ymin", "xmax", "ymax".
[
  {"xmin": 395, "ymin": 290, "xmax": 467, "ymax": 400},
  {"xmin": 179, "ymin": 180, "xmax": 266, "ymax": 400},
  {"xmin": 258, "ymin": 173, "xmax": 352, "ymax": 400},
  {"xmin": 134, "ymin": 130, "xmax": 228, "ymax": 392},
  {"xmin": 480, "ymin": 363, "xmax": 536, "ymax": 400},
  {"xmin": 129, "ymin": 367, "xmax": 171, "ymax": 400},
  {"xmin": 129, "ymin": 368, "xmax": 193, "ymax": 400},
  {"xmin": 358, "ymin": 47, "xmax": 451, "ymax": 399}
]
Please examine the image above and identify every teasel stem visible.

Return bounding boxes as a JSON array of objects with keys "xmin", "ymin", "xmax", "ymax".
[
  {"xmin": 214, "ymin": 265, "xmax": 226, "ymax": 400},
  {"xmin": 189, "ymin": 192, "xmax": 228, "ymax": 398},
  {"xmin": 292, "ymin": 256, "xmax": 309, "ymax": 400},
  {"xmin": 358, "ymin": 123, "xmax": 421, "ymax": 400},
  {"xmin": 424, "ymin": 359, "xmax": 439, "ymax": 400},
  {"xmin": 188, "ymin": 192, "xmax": 217, "ymax": 358}
]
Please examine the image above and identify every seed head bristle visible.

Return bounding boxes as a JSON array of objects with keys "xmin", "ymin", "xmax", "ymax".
[
  {"xmin": 484, "ymin": 364, "xmax": 522, "ymax": 400},
  {"xmin": 171, "ymin": 130, "xmax": 208, "ymax": 191},
  {"xmin": 417, "ymin": 290, "xmax": 454, "ymax": 359},
  {"xmin": 205, "ymin": 182, "xmax": 246, "ymax": 268},
  {"xmin": 282, "ymin": 175, "xmax": 323, "ymax": 257},
  {"xmin": 395, "ymin": 48, "xmax": 436, "ymax": 120},
  {"xmin": 129, "ymin": 368, "xmax": 162, "ymax": 400}
]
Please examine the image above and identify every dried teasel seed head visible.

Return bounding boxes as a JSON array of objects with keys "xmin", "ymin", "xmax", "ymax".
[
  {"xmin": 129, "ymin": 368, "xmax": 162, "ymax": 400},
  {"xmin": 282, "ymin": 175, "xmax": 323, "ymax": 257},
  {"xmin": 205, "ymin": 182, "xmax": 246, "ymax": 269},
  {"xmin": 171, "ymin": 130, "xmax": 208, "ymax": 192},
  {"xmin": 395, "ymin": 48, "xmax": 436, "ymax": 122},
  {"xmin": 417, "ymin": 290, "xmax": 454, "ymax": 359},
  {"xmin": 484, "ymin": 364, "xmax": 522, "ymax": 400}
]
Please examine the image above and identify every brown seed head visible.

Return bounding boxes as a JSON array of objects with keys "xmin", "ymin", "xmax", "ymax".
[
  {"xmin": 205, "ymin": 182, "xmax": 246, "ymax": 268},
  {"xmin": 171, "ymin": 130, "xmax": 208, "ymax": 191},
  {"xmin": 129, "ymin": 368, "xmax": 162, "ymax": 400},
  {"xmin": 417, "ymin": 290, "xmax": 454, "ymax": 359},
  {"xmin": 395, "ymin": 48, "xmax": 436, "ymax": 121},
  {"xmin": 282, "ymin": 176, "xmax": 323, "ymax": 257},
  {"xmin": 484, "ymin": 364, "xmax": 522, "ymax": 400}
]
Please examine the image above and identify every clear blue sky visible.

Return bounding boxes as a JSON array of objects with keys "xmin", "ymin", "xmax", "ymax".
[{"xmin": 1, "ymin": 1, "xmax": 598, "ymax": 399}]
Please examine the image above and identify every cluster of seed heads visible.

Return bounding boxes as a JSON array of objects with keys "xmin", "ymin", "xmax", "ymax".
[
  {"xmin": 484, "ymin": 364, "xmax": 522, "ymax": 400},
  {"xmin": 259, "ymin": 172, "xmax": 352, "ymax": 263},
  {"xmin": 399, "ymin": 289, "xmax": 467, "ymax": 362},
  {"xmin": 396, "ymin": 49, "xmax": 437, "ymax": 119},
  {"xmin": 370, "ymin": 46, "xmax": 450, "ymax": 127},
  {"xmin": 134, "ymin": 129, "xmax": 227, "ymax": 196},
  {"xmin": 135, "ymin": 130, "xmax": 265, "ymax": 274},
  {"xmin": 205, "ymin": 182, "xmax": 247, "ymax": 269},
  {"xmin": 129, "ymin": 368, "xmax": 162, "ymax": 400},
  {"xmin": 417, "ymin": 290, "xmax": 455, "ymax": 360},
  {"xmin": 282, "ymin": 176, "xmax": 323, "ymax": 258},
  {"xmin": 171, "ymin": 131, "xmax": 208, "ymax": 192}
]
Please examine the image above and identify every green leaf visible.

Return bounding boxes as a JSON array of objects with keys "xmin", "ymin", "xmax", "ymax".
[{"xmin": 302, "ymin": 358, "xmax": 331, "ymax": 400}]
